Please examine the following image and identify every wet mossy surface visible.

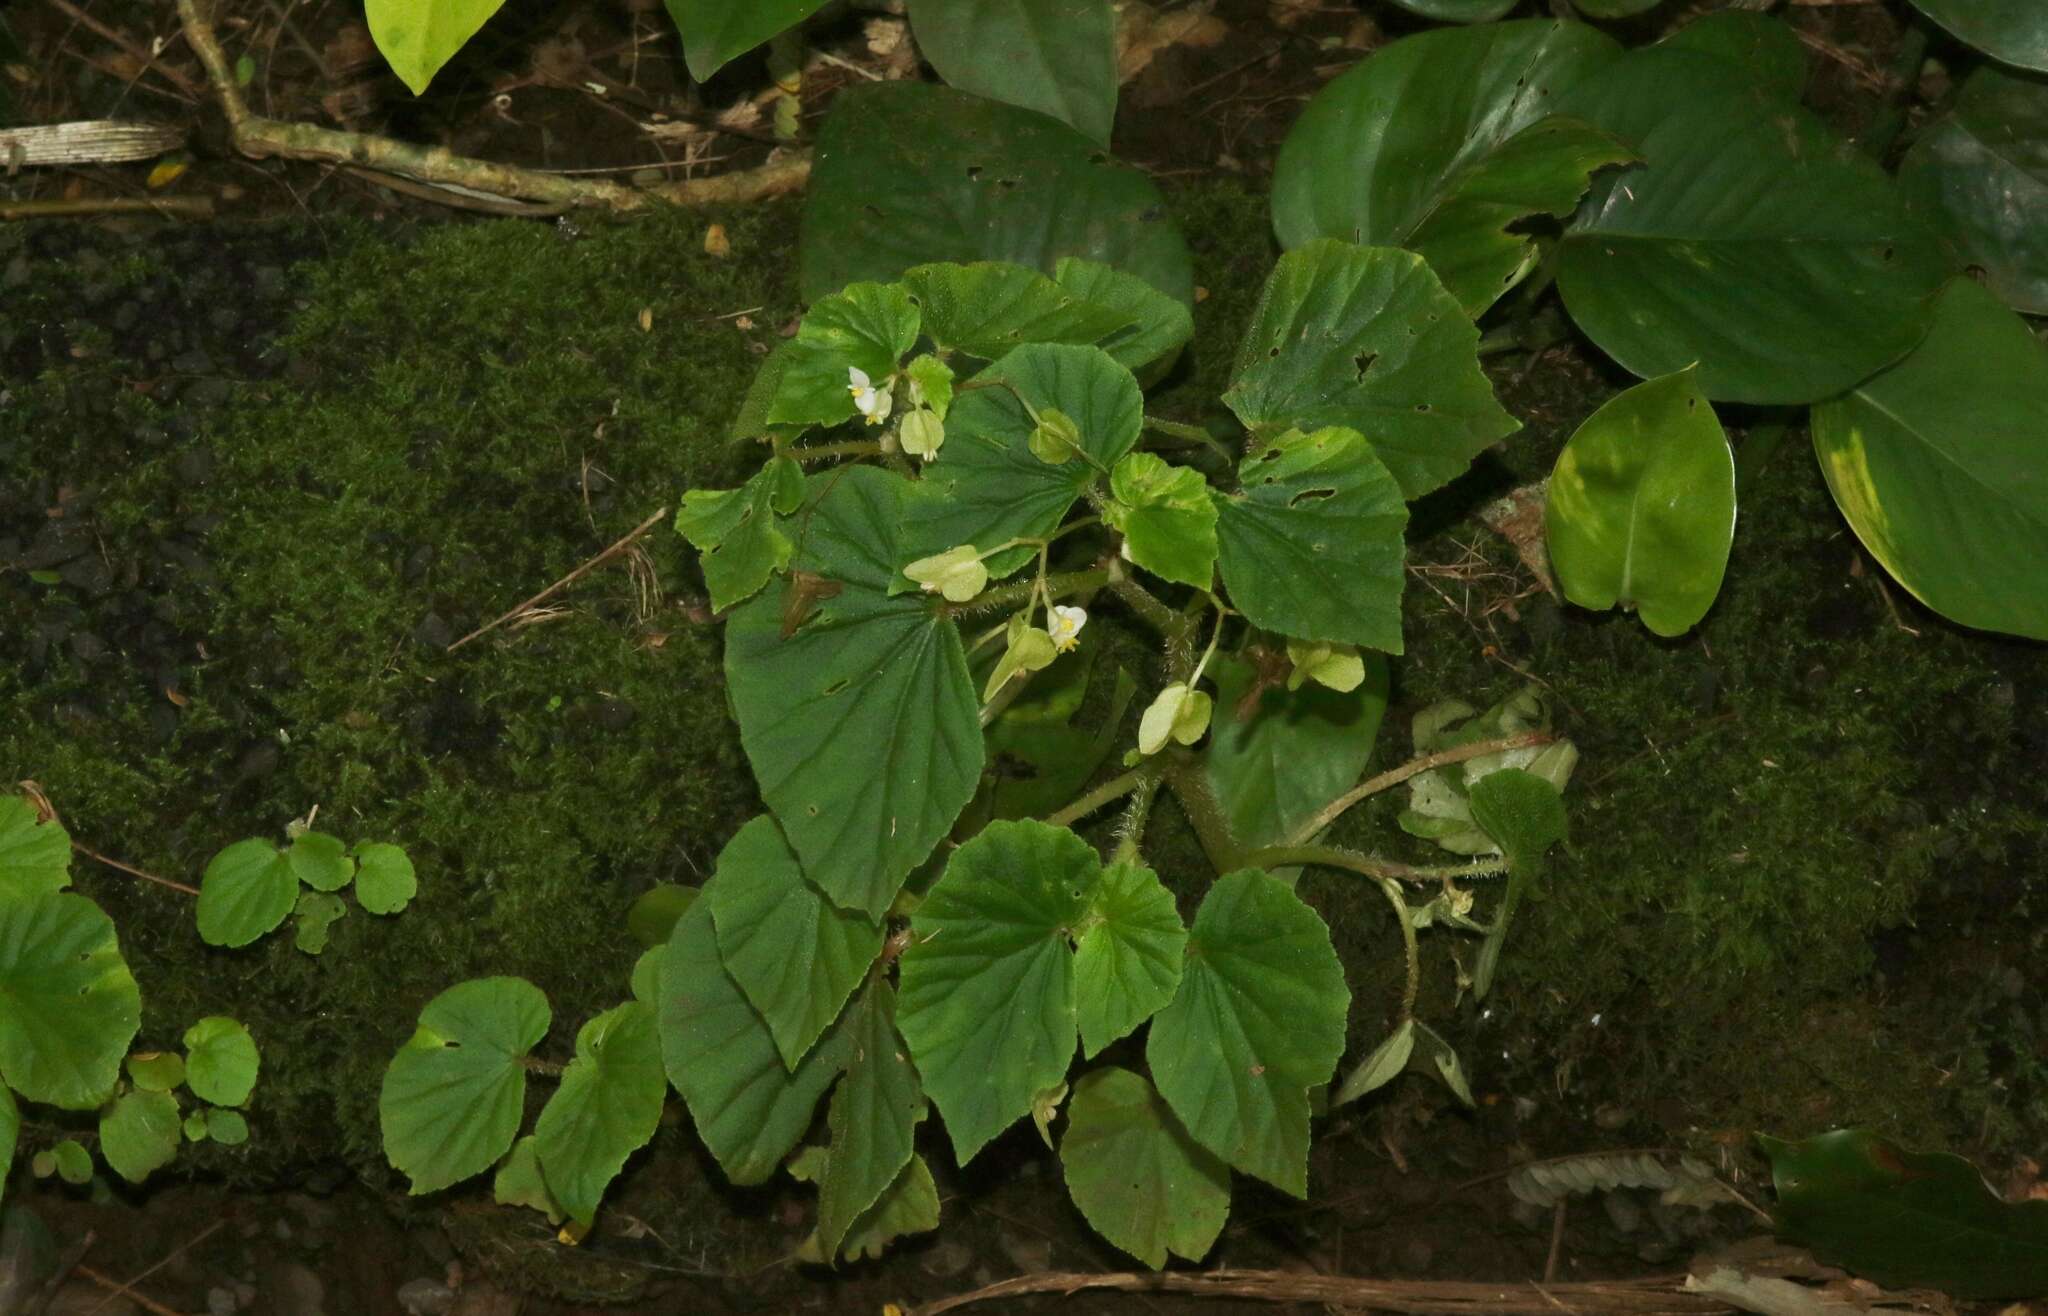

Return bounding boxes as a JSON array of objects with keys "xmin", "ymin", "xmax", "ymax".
[{"xmin": 2, "ymin": 174, "xmax": 2044, "ymax": 1293}]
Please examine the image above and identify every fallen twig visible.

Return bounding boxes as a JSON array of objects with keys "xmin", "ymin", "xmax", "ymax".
[
  {"xmin": 45, "ymin": 0, "xmax": 203, "ymax": 100},
  {"xmin": 447, "ymin": 506, "xmax": 670, "ymax": 652},
  {"xmin": 1, "ymin": 120, "xmax": 186, "ymax": 167},
  {"xmin": 1, "ymin": 195, "xmax": 215, "ymax": 220},
  {"xmin": 72, "ymin": 841, "xmax": 200, "ymax": 897}
]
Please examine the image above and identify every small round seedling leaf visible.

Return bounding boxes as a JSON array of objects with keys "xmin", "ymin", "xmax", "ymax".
[
  {"xmin": 626, "ymin": 885, "xmax": 696, "ymax": 949},
  {"xmin": 533, "ymin": 1002, "xmax": 666, "ymax": 1227},
  {"xmin": 125, "ymin": 1051, "xmax": 185, "ymax": 1094},
  {"xmin": 1147, "ymin": 871, "xmax": 1349, "ymax": 1197},
  {"xmin": 1062, "ymin": 1066, "xmax": 1229, "ymax": 1268},
  {"xmin": 906, "ymin": 0, "xmax": 1118, "ymax": 145},
  {"xmin": 1224, "ymin": 242, "xmax": 1518, "ymax": 501},
  {"xmin": 1544, "ymin": 368, "xmax": 1735, "ymax": 637},
  {"xmin": 204, "ymin": 1107, "xmax": 249, "ymax": 1147},
  {"xmin": 196, "ymin": 840, "xmax": 296, "ymax": 949},
  {"xmin": 0, "ymin": 892, "xmax": 140, "ymax": 1109},
  {"xmin": 353, "ymin": 842, "xmax": 418, "ymax": 915},
  {"xmin": 182, "ymin": 1112, "xmax": 207, "ymax": 1143},
  {"xmin": 1073, "ymin": 862, "xmax": 1185, "ymax": 1058},
  {"xmin": 293, "ymin": 890, "xmax": 347, "ymax": 955},
  {"xmin": 182, "ymin": 1017, "xmax": 258, "ymax": 1108},
  {"xmin": 1810, "ymin": 278, "xmax": 2048, "ymax": 641},
  {"xmin": 706, "ymin": 817, "xmax": 884, "ymax": 1071},
  {"xmin": 99, "ymin": 1089, "xmax": 180, "ymax": 1184},
  {"xmin": 0, "ymin": 796, "xmax": 71, "ymax": 898},
  {"xmin": 1467, "ymin": 768, "xmax": 1568, "ymax": 1001},
  {"xmin": 380, "ymin": 977, "xmax": 550, "ymax": 1196},
  {"xmin": 1215, "ymin": 427, "xmax": 1409, "ymax": 653},
  {"xmin": 287, "ymin": 831, "xmax": 354, "ymax": 892},
  {"xmin": 659, "ymin": 901, "xmax": 852, "ymax": 1186},
  {"xmin": 897, "ymin": 820, "xmax": 1096, "ymax": 1165},
  {"xmin": 801, "ymin": 82, "xmax": 1191, "ymax": 305},
  {"xmin": 51, "ymin": 1139, "xmax": 92, "ymax": 1185}
]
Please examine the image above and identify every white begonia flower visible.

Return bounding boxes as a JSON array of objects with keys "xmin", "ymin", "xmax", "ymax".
[
  {"xmin": 1048, "ymin": 604, "xmax": 1087, "ymax": 653},
  {"xmin": 1137, "ymin": 682, "xmax": 1214, "ymax": 756},
  {"xmin": 848, "ymin": 366, "xmax": 893, "ymax": 426},
  {"xmin": 903, "ymin": 546, "xmax": 987, "ymax": 603}
]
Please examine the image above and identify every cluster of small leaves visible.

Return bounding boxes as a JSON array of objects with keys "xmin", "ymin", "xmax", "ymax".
[{"xmin": 197, "ymin": 822, "xmax": 417, "ymax": 953}]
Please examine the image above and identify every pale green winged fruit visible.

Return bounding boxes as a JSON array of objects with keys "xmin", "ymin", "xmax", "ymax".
[
  {"xmin": 904, "ymin": 546, "xmax": 987, "ymax": 603},
  {"xmin": 1047, "ymin": 605, "xmax": 1087, "ymax": 654},
  {"xmin": 1029, "ymin": 408, "xmax": 1082, "ymax": 464},
  {"xmin": 848, "ymin": 366, "xmax": 894, "ymax": 426},
  {"xmin": 1138, "ymin": 683, "xmax": 1213, "ymax": 756},
  {"xmin": 900, "ymin": 408, "xmax": 946, "ymax": 461},
  {"xmin": 984, "ymin": 614, "xmax": 1061, "ymax": 701},
  {"xmin": 1285, "ymin": 639, "xmax": 1366, "ymax": 693}
]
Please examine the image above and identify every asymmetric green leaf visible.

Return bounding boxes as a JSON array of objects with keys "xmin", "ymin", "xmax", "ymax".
[
  {"xmin": 1061, "ymin": 1067, "xmax": 1229, "ymax": 1268},
  {"xmin": 183, "ymin": 1017, "xmax": 259, "ymax": 1107},
  {"xmin": 767, "ymin": 283, "xmax": 921, "ymax": 429},
  {"xmin": 816, "ymin": 982, "xmax": 926, "ymax": 1259},
  {"xmin": 196, "ymin": 839, "xmax": 296, "ymax": 948},
  {"xmin": 51, "ymin": 1139, "xmax": 91, "ymax": 1184},
  {"xmin": 902, "ymin": 262, "xmax": 1132, "ymax": 362},
  {"xmin": 802, "ymin": 82, "xmax": 1191, "ymax": 304},
  {"xmin": 293, "ymin": 890, "xmax": 346, "ymax": 954},
  {"xmin": 1902, "ymin": 0, "xmax": 2048, "ymax": 74},
  {"xmin": 1899, "ymin": 67, "xmax": 2048, "ymax": 315},
  {"xmin": 365, "ymin": 0, "xmax": 507, "ymax": 94},
  {"xmin": 1215, "ymin": 427, "xmax": 1409, "ymax": 652},
  {"xmin": 1544, "ymin": 368, "xmax": 1735, "ymax": 636},
  {"xmin": 1810, "ymin": 278, "xmax": 2048, "ymax": 641},
  {"xmin": 797, "ymin": 1150, "xmax": 942, "ymax": 1262},
  {"xmin": 1146, "ymin": 871, "xmax": 1349, "ymax": 1196},
  {"xmin": 677, "ymin": 456, "xmax": 807, "ymax": 613},
  {"xmin": 1658, "ymin": 10, "xmax": 1808, "ymax": 101},
  {"xmin": 1271, "ymin": 21, "xmax": 1629, "ymax": 315},
  {"xmin": 725, "ymin": 467, "xmax": 982, "ymax": 919},
  {"xmin": 352, "ymin": 842, "xmax": 418, "ymax": 915},
  {"xmin": 1106, "ymin": 453, "xmax": 1218, "ymax": 589},
  {"xmin": 1074, "ymin": 861, "xmax": 1186, "ymax": 1058},
  {"xmin": 287, "ymin": 831, "xmax": 353, "ymax": 891},
  {"xmin": 907, "ymin": 0, "xmax": 1118, "ymax": 144},
  {"xmin": 533, "ymin": 1002, "xmax": 666, "ymax": 1226},
  {"xmin": 0, "ymin": 892, "xmax": 139, "ymax": 1109},
  {"xmin": 0, "ymin": 796, "xmax": 69, "ymax": 898},
  {"xmin": 1204, "ymin": 651, "xmax": 1389, "ymax": 859},
  {"xmin": 99, "ymin": 1089, "xmax": 180, "ymax": 1184},
  {"xmin": 1225, "ymin": 241, "xmax": 1518, "ymax": 500},
  {"xmin": 705, "ymin": 816, "xmax": 884, "ymax": 1070},
  {"xmin": 897, "ymin": 820, "xmax": 1093, "ymax": 1164},
  {"xmin": 903, "ymin": 343, "xmax": 1143, "ymax": 578},
  {"xmin": 1054, "ymin": 259, "xmax": 1193, "ymax": 383},
  {"xmin": 1762, "ymin": 1128, "xmax": 2048, "ymax": 1297},
  {"xmin": 668, "ymin": 0, "xmax": 831, "ymax": 81},
  {"xmin": 659, "ymin": 902, "xmax": 850, "ymax": 1185},
  {"xmin": 1557, "ymin": 50, "xmax": 1948, "ymax": 403},
  {"xmin": 380, "ymin": 977, "xmax": 550, "ymax": 1195}
]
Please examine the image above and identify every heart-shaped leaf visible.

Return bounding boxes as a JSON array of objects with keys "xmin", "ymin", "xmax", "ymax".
[
  {"xmin": 1146, "ymin": 870, "xmax": 1349, "ymax": 1196},
  {"xmin": 802, "ymin": 82, "xmax": 1191, "ymax": 305},
  {"xmin": 725, "ymin": 466, "xmax": 983, "ymax": 919},
  {"xmin": 99, "ymin": 1089, "xmax": 180, "ymax": 1184},
  {"xmin": 0, "ymin": 892, "xmax": 139, "ymax": 1109},
  {"xmin": 1810, "ymin": 278, "xmax": 2048, "ymax": 641},
  {"xmin": 183, "ymin": 1017, "xmax": 259, "ymax": 1108},
  {"xmin": 906, "ymin": 0, "xmax": 1118, "ymax": 145},
  {"xmin": 380, "ymin": 977, "xmax": 550, "ymax": 1195},
  {"xmin": 1225, "ymin": 241, "xmax": 1518, "ymax": 500},
  {"xmin": 1061, "ymin": 1066, "xmax": 1229, "ymax": 1268},
  {"xmin": 533, "ymin": 1001, "xmax": 666, "ymax": 1226},
  {"xmin": 196, "ymin": 839, "xmax": 296, "ymax": 949},
  {"xmin": 1544, "ymin": 367, "xmax": 1735, "ymax": 636},
  {"xmin": 705, "ymin": 816, "xmax": 884, "ymax": 1070},
  {"xmin": 353, "ymin": 842, "xmax": 418, "ymax": 915}
]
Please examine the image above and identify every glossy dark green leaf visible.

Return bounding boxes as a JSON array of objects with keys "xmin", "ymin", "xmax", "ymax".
[
  {"xmin": 1899, "ymin": 66, "xmax": 2048, "ymax": 315},
  {"xmin": 1147, "ymin": 871, "xmax": 1349, "ymax": 1196},
  {"xmin": 1762, "ymin": 1128, "xmax": 2048, "ymax": 1298},
  {"xmin": 1203, "ymin": 651, "xmax": 1389, "ymax": 858},
  {"xmin": 1271, "ymin": 21, "xmax": 1629, "ymax": 316},
  {"xmin": 1215, "ymin": 427, "xmax": 1409, "ymax": 652},
  {"xmin": 658, "ymin": 901, "xmax": 850, "ymax": 1185},
  {"xmin": 1903, "ymin": 0, "xmax": 2048, "ymax": 74},
  {"xmin": 801, "ymin": 82, "xmax": 1191, "ymax": 304},
  {"xmin": 1810, "ymin": 278, "xmax": 2048, "ymax": 641},
  {"xmin": 725, "ymin": 467, "xmax": 982, "ymax": 919},
  {"xmin": 906, "ymin": 0, "xmax": 1118, "ymax": 145},
  {"xmin": 705, "ymin": 816, "xmax": 883, "ymax": 1070},
  {"xmin": 1556, "ymin": 49, "xmax": 1948, "ymax": 403},
  {"xmin": 1225, "ymin": 241, "xmax": 1518, "ymax": 500},
  {"xmin": 1543, "ymin": 367, "xmax": 1735, "ymax": 636},
  {"xmin": 1573, "ymin": 0, "xmax": 1660, "ymax": 15},
  {"xmin": 1382, "ymin": 0, "xmax": 1517, "ymax": 21},
  {"xmin": 1657, "ymin": 10, "xmax": 1808, "ymax": 101},
  {"xmin": 667, "ymin": 0, "xmax": 830, "ymax": 81},
  {"xmin": 1061, "ymin": 1067, "xmax": 1229, "ymax": 1268},
  {"xmin": 902, "ymin": 343, "xmax": 1142, "ymax": 578}
]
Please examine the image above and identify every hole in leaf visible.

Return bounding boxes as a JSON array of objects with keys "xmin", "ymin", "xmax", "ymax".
[
  {"xmin": 1268, "ymin": 346, "xmax": 1282, "ymax": 358},
  {"xmin": 806, "ymin": 804, "xmax": 821, "ymax": 817},
  {"xmin": 1086, "ymin": 151, "xmax": 1108, "ymax": 166},
  {"xmin": 1353, "ymin": 351, "xmax": 1378, "ymax": 381},
  {"xmin": 966, "ymin": 165, "xmax": 984, "ymax": 181},
  {"xmin": 1415, "ymin": 402, "xmax": 1431, "ymax": 414},
  {"xmin": 1289, "ymin": 488, "xmax": 1337, "ymax": 507},
  {"xmin": 998, "ymin": 177, "xmax": 1019, "ymax": 191},
  {"xmin": 862, "ymin": 204, "xmax": 885, "ymax": 219},
  {"xmin": 822, "ymin": 678, "xmax": 850, "ymax": 696}
]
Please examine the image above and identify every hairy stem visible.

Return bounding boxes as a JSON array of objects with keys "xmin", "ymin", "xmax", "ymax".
[
  {"xmin": 1105, "ymin": 558, "xmax": 1184, "ymax": 637},
  {"xmin": 1377, "ymin": 877, "xmax": 1421, "ymax": 1022},
  {"xmin": 788, "ymin": 439, "xmax": 883, "ymax": 463},
  {"xmin": 1044, "ymin": 769, "xmax": 1145, "ymax": 829},
  {"xmin": 1239, "ymin": 844, "xmax": 1510, "ymax": 885},
  {"xmin": 952, "ymin": 567, "xmax": 1109, "ymax": 620},
  {"xmin": 1111, "ymin": 767, "xmax": 1166, "ymax": 866}
]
